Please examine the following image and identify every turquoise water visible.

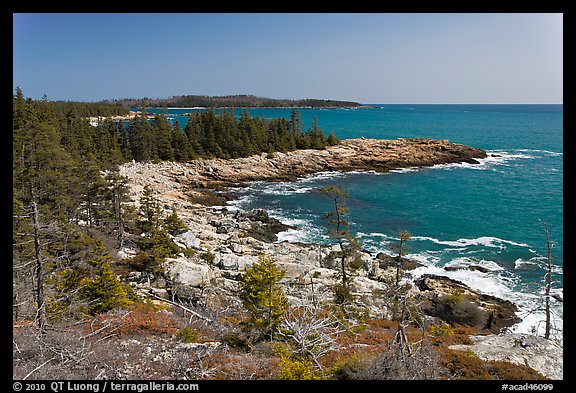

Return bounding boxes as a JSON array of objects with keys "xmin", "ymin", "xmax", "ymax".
[{"xmin": 151, "ymin": 105, "xmax": 564, "ymax": 338}]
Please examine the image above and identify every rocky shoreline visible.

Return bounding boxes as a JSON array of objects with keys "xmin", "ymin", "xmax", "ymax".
[
  {"xmin": 157, "ymin": 137, "xmax": 488, "ymax": 188},
  {"xmin": 118, "ymin": 137, "xmax": 561, "ymax": 379}
]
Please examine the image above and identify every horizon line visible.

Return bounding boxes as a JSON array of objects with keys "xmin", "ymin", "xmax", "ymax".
[{"xmin": 363, "ymin": 102, "xmax": 563, "ymax": 105}]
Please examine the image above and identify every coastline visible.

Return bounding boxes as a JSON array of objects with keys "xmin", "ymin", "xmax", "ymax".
[
  {"xmin": 157, "ymin": 137, "xmax": 488, "ymax": 189},
  {"xmin": 117, "ymin": 138, "xmax": 561, "ymax": 378}
]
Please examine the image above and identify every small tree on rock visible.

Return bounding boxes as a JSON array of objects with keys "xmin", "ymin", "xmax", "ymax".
[
  {"xmin": 319, "ymin": 185, "xmax": 360, "ymax": 290},
  {"xmin": 239, "ymin": 254, "xmax": 288, "ymax": 341}
]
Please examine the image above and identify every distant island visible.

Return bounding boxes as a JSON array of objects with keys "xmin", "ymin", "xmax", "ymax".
[{"xmin": 104, "ymin": 94, "xmax": 363, "ymax": 109}]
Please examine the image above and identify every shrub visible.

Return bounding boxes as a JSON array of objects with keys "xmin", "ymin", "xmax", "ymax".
[
  {"xmin": 333, "ymin": 284, "xmax": 354, "ymax": 305},
  {"xmin": 80, "ymin": 262, "xmax": 133, "ymax": 315},
  {"xmin": 278, "ymin": 357, "xmax": 326, "ymax": 380},
  {"xmin": 163, "ymin": 208, "xmax": 189, "ymax": 236},
  {"xmin": 348, "ymin": 255, "xmax": 364, "ymax": 271},
  {"xmin": 430, "ymin": 321, "xmax": 454, "ymax": 337},
  {"xmin": 202, "ymin": 251, "xmax": 215, "ymax": 264},
  {"xmin": 177, "ymin": 327, "xmax": 199, "ymax": 343},
  {"xmin": 90, "ymin": 303, "xmax": 179, "ymax": 337},
  {"xmin": 223, "ymin": 332, "xmax": 251, "ymax": 351}
]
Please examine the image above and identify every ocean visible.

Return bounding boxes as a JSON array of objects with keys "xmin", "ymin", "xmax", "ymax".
[{"xmin": 149, "ymin": 104, "xmax": 564, "ymax": 340}]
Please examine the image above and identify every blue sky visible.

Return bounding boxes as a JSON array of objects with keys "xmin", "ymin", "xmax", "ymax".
[{"xmin": 13, "ymin": 13, "xmax": 563, "ymax": 103}]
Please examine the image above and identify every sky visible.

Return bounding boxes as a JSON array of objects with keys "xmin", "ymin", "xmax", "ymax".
[{"xmin": 13, "ymin": 13, "xmax": 563, "ymax": 104}]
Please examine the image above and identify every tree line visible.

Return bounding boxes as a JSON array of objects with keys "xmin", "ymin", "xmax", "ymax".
[
  {"xmin": 105, "ymin": 94, "xmax": 361, "ymax": 109},
  {"xmin": 125, "ymin": 106, "xmax": 340, "ymax": 162}
]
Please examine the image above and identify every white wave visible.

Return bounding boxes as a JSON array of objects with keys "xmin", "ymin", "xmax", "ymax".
[
  {"xmin": 508, "ymin": 295, "xmax": 563, "ymax": 342},
  {"xmin": 444, "ymin": 257, "xmax": 505, "ymax": 272},
  {"xmin": 514, "ymin": 257, "xmax": 542, "ymax": 269},
  {"xmin": 412, "ymin": 235, "xmax": 531, "ymax": 249},
  {"xmin": 357, "ymin": 231, "xmax": 395, "ymax": 240},
  {"xmin": 404, "ymin": 251, "xmax": 442, "ymax": 266},
  {"xmin": 409, "ymin": 251, "xmax": 563, "ymax": 341},
  {"xmin": 514, "ymin": 148, "xmax": 563, "ymax": 157},
  {"xmin": 389, "ymin": 167, "xmax": 420, "ymax": 173},
  {"xmin": 256, "ymin": 183, "xmax": 315, "ymax": 196},
  {"xmin": 298, "ymin": 171, "xmax": 348, "ymax": 183},
  {"xmin": 419, "ymin": 149, "xmax": 543, "ymax": 173}
]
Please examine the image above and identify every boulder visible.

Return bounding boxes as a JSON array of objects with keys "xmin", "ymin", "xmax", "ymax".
[
  {"xmin": 173, "ymin": 230, "xmax": 201, "ymax": 249},
  {"xmin": 216, "ymin": 253, "xmax": 259, "ymax": 271},
  {"xmin": 376, "ymin": 253, "xmax": 423, "ymax": 270},
  {"xmin": 414, "ymin": 274, "xmax": 520, "ymax": 333},
  {"xmin": 164, "ymin": 256, "xmax": 210, "ymax": 288}
]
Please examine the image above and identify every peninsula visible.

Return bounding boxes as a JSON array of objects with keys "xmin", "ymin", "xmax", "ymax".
[{"xmin": 106, "ymin": 94, "xmax": 363, "ymax": 109}]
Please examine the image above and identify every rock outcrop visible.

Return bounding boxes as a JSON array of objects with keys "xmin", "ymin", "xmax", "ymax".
[
  {"xmin": 449, "ymin": 333, "xmax": 563, "ymax": 379},
  {"xmin": 415, "ymin": 274, "xmax": 521, "ymax": 334},
  {"xmin": 120, "ymin": 138, "xmax": 487, "ymax": 190}
]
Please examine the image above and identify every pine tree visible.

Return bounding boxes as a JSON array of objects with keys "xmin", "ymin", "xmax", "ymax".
[
  {"xmin": 327, "ymin": 131, "xmax": 340, "ymax": 146},
  {"xmin": 239, "ymin": 255, "xmax": 289, "ymax": 341},
  {"xmin": 319, "ymin": 186, "xmax": 360, "ymax": 292},
  {"xmin": 153, "ymin": 114, "xmax": 175, "ymax": 161},
  {"xmin": 138, "ymin": 185, "xmax": 162, "ymax": 233},
  {"xmin": 13, "ymin": 96, "xmax": 82, "ymax": 330},
  {"xmin": 103, "ymin": 169, "xmax": 131, "ymax": 248},
  {"xmin": 163, "ymin": 208, "xmax": 189, "ymax": 236},
  {"xmin": 129, "ymin": 114, "xmax": 156, "ymax": 162},
  {"xmin": 171, "ymin": 121, "xmax": 192, "ymax": 161},
  {"xmin": 80, "ymin": 242, "xmax": 133, "ymax": 315}
]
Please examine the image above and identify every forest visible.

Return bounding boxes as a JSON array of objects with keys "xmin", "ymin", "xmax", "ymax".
[
  {"xmin": 12, "ymin": 87, "xmax": 339, "ymax": 329},
  {"xmin": 105, "ymin": 94, "xmax": 362, "ymax": 109}
]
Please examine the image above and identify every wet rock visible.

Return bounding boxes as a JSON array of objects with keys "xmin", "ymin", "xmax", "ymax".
[
  {"xmin": 376, "ymin": 253, "xmax": 423, "ymax": 270},
  {"xmin": 415, "ymin": 274, "xmax": 520, "ymax": 333},
  {"xmin": 444, "ymin": 264, "xmax": 493, "ymax": 273}
]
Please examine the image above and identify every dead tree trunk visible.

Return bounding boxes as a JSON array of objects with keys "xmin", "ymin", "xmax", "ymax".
[
  {"xmin": 542, "ymin": 220, "xmax": 552, "ymax": 340},
  {"xmin": 30, "ymin": 188, "xmax": 46, "ymax": 332}
]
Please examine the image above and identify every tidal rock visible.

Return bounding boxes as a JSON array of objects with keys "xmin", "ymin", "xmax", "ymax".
[
  {"xmin": 415, "ymin": 274, "xmax": 520, "ymax": 333},
  {"xmin": 376, "ymin": 253, "xmax": 423, "ymax": 270}
]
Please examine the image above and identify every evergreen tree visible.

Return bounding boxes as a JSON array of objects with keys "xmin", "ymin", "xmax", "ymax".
[
  {"xmin": 129, "ymin": 114, "xmax": 156, "ymax": 162},
  {"xmin": 319, "ymin": 185, "xmax": 360, "ymax": 292},
  {"xmin": 170, "ymin": 121, "xmax": 192, "ymax": 161},
  {"xmin": 327, "ymin": 131, "xmax": 340, "ymax": 146},
  {"xmin": 153, "ymin": 114, "xmax": 175, "ymax": 161},
  {"xmin": 239, "ymin": 255, "xmax": 289, "ymax": 341},
  {"xmin": 163, "ymin": 208, "xmax": 189, "ymax": 236},
  {"xmin": 307, "ymin": 116, "xmax": 328, "ymax": 149},
  {"xmin": 184, "ymin": 113, "xmax": 204, "ymax": 157},
  {"xmin": 103, "ymin": 169, "xmax": 132, "ymax": 248},
  {"xmin": 138, "ymin": 185, "xmax": 162, "ymax": 233},
  {"xmin": 79, "ymin": 241, "xmax": 133, "ymax": 315}
]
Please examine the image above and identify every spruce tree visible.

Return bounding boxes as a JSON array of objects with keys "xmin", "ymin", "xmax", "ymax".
[
  {"xmin": 319, "ymin": 185, "xmax": 360, "ymax": 292},
  {"xmin": 239, "ymin": 255, "xmax": 289, "ymax": 341}
]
